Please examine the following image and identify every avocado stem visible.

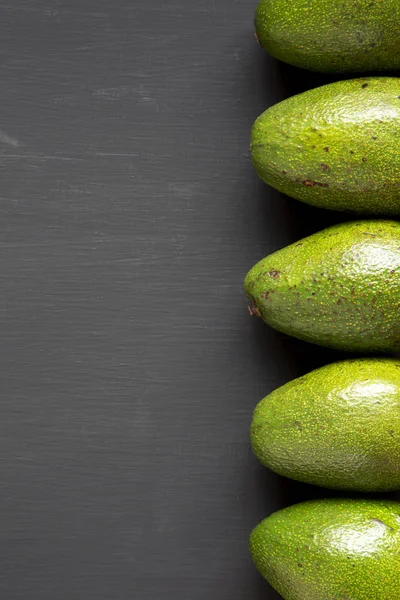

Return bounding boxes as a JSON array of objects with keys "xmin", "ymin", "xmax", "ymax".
[
  {"xmin": 248, "ymin": 304, "xmax": 261, "ymax": 317},
  {"xmin": 254, "ymin": 31, "xmax": 263, "ymax": 47}
]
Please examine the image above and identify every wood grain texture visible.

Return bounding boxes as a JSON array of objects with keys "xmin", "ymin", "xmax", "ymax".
[{"xmin": 0, "ymin": 1, "xmax": 389, "ymax": 599}]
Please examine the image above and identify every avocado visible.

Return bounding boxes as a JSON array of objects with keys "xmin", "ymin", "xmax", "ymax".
[
  {"xmin": 250, "ymin": 499, "xmax": 400, "ymax": 600},
  {"xmin": 255, "ymin": 0, "xmax": 400, "ymax": 72},
  {"xmin": 251, "ymin": 358, "xmax": 400, "ymax": 491},
  {"xmin": 251, "ymin": 78, "xmax": 400, "ymax": 214},
  {"xmin": 244, "ymin": 220, "xmax": 400, "ymax": 353}
]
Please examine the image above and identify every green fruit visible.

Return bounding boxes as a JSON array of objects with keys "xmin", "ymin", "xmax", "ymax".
[
  {"xmin": 251, "ymin": 358, "xmax": 400, "ymax": 491},
  {"xmin": 251, "ymin": 78, "xmax": 400, "ymax": 214},
  {"xmin": 250, "ymin": 499, "xmax": 400, "ymax": 600},
  {"xmin": 244, "ymin": 220, "xmax": 400, "ymax": 353},
  {"xmin": 255, "ymin": 0, "xmax": 400, "ymax": 72}
]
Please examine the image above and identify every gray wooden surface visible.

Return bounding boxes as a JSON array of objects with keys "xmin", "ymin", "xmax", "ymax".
[{"xmin": 0, "ymin": 1, "xmax": 374, "ymax": 599}]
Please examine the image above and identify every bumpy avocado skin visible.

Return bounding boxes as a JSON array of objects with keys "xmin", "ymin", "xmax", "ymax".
[
  {"xmin": 250, "ymin": 499, "xmax": 400, "ymax": 600},
  {"xmin": 251, "ymin": 358, "xmax": 400, "ymax": 491},
  {"xmin": 251, "ymin": 78, "xmax": 400, "ymax": 214},
  {"xmin": 244, "ymin": 220, "xmax": 400, "ymax": 353},
  {"xmin": 255, "ymin": 0, "xmax": 400, "ymax": 72}
]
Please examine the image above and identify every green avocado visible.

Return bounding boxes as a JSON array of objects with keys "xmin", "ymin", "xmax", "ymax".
[
  {"xmin": 255, "ymin": 0, "xmax": 400, "ymax": 72},
  {"xmin": 251, "ymin": 358, "xmax": 400, "ymax": 491},
  {"xmin": 251, "ymin": 78, "xmax": 400, "ymax": 214},
  {"xmin": 244, "ymin": 220, "xmax": 400, "ymax": 353},
  {"xmin": 250, "ymin": 499, "xmax": 400, "ymax": 600}
]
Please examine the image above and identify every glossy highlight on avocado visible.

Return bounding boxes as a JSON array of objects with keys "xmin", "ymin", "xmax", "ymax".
[
  {"xmin": 250, "ymin": 499, "xmax": 400, "ymax": 600},
  {"xmin": 244, "ymin": 220, "xmax": 400, "ymax": 353},
  {"xmin": 251, "ymin": 78, "xmax": 400, "ymax": 214},
  {"xmin": 251, "ymin": 358, "xmax": 400, "ymax": 491},
  {"xmin": 255, "ymin": 0, "xmax": 400, "ymax": 72}
]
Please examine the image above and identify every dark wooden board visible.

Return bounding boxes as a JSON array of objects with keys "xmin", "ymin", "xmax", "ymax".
[{"xmin": 0, "ymin": 1, "xmax": 393, "ymax": 598}]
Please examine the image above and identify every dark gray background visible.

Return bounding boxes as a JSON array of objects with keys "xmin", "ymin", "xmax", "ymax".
[{"xmin": 0, "ymin": 1, "xmax": 382, "ymax": 599}]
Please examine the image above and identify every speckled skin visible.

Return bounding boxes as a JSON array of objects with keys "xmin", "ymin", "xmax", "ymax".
[
  {"xmin": 251, "ymin": 78, "xmax": 400, "ymax": 214},
  {"xmin": 250, "ymin": 499, "xmax": 400, "ymax": 600},
  {"xmin": 244, "ymin": 220, "xmax": 400, "ymax": 353},
  {"xmin": 251, "ymin": 358, "xmax": 400, "ymax": 491},
  {"xmin": 255, "ymin": 0, "xmax": 400, "ymax": 72}
]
